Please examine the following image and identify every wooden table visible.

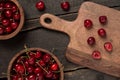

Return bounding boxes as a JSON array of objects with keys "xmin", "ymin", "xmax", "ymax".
[{"xmin": 0, "ymin": 0, "xmax": 120, "ymax": 80}]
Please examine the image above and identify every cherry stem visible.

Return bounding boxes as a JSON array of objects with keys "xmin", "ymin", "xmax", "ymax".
[
  {"xmin": 21, "ymin": 61, "xmax": 27, "ymax": 76},
  {"xmin": 24, "ymin": 44, "xmax": 30, "ymax": 58},
  {"xmin": 36, "ymin": 62, "xmax": 48, "ymax": 74},
  {"xmin": 51, "ymin": 48, "xmax": 55, "ymax": 53}
]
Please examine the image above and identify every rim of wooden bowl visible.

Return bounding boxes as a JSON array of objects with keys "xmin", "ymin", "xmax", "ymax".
[
  {"xmin": 7, "ymin": 48, "xmax": 64, "ymax": 80},
  {"xmin": 0, "ymin": 0, "xmax": 24, "ymax": 40}
]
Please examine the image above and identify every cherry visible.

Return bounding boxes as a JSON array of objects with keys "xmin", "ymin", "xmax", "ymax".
[
  {"xmin": 27, "ymin": 66, "xmax": 34, "ymax": 73},
  {"xmin": 5, "ymin": 9, "xmax": 12, "ymax": 18},
  {"xmin": 87, "ymin": 37, "xmax": 95, "ymax": 45},
  {"xmin": 50, "ymin": 63, "xmax": 59, "ymax": 71},
  {"xmin": 14, "ymin": 63, "xmax": 25, "ymax": 74},
  {"xmin": 28, "ymin": 57, "xmax": 35, "ymax": 65},
  {"xmin": 52, "ymin": 73, "xmax": 59, "ymax": 80},
  {"xmin": 43, "ymin": 53, "xmax": 51, "ymax": 63},
  {"xmin": 13, "ymin": 12, "xmax": 20, "ymax": 20},
  {"xmin": 12, "ymin": 4, "xmax": 18, "ymax": 13},
  {"xmin": 98, "ymin": 28, "xmax": 106, "ymax": 37},
  {"xmin": 99, "ymin": 16, "xmax": 107, "ymax": 24},
  {"xmin": 35, "ymin": 51, "xmax": 42, "ymax": 59},
  {"xmin": 11, "ymin": 21, "xmax": 18, "ymax": 30},
  {"xmin": 5, "ymin": 26, "xmax": 12, "ymax": 33},
  {"xmin": 2, "ymin": 19, "xmax": 10, "ymax": 26},
  {"xmin": 36, "ymin": 73, "xmax": 44, "ymax": 80},
  {"xmin": 11, "ymin": 75, "xmax": 19, "ymax": 80},
  {"xmin": 36, "ymin": 1, "xmax": 45, "ymax": 11},
  {"xmin": 104, "ymin": 42, "xmax": 113, "ymax": 52},
  {"xmin": 0, "ymin": 27, "xmax": 4, "ymax": 35},
  {"xmin": 27, "ymin": 74, "xmax": 36, "ymax": 80},
  {"xmin": 92, "ymin": 50, "xmax": 101, "ymax": 60},
  {"xmin": 84, "ymin": 19, "xmax": 93, "ymax": 29},
  {"xmin": 38, "ymin": 60, "xmax": 46, "ymax": 67},
  {"xmin": 28, "ymin": 52, "xmax": 35, "ymax": 58},
  {"xmin": 0, "ymin": 2, "xmax": 4, "ymax": 11},
  {"xmin": 4, "ymin": 2, "xmax": 12, "ymax": 8},
  {"xmin": 24, "ymin": 59, "xmax": 29, "ymax": 68},
  {"xmin": 61, "ymin": 2, "xmax": 70, "ymax": 11},
  {"xmin": 34, "ymin": 67, "xmax": 42, "ymax": 74},
  {"xmin": 45, "ymin": 70, "xmax": 53, "ymax": 78}
]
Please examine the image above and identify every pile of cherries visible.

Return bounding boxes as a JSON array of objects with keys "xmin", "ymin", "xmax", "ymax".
[
  {"xmin": 84, "ymin": 16, "xmax": 113, "ymax": 60},
  {"xmin": 0, "ymin": 0, "xmax": 20, "ymax": 35},
  {"xmin": 10, "ymin": 49, "xmax": 60, "ymax": 80}
]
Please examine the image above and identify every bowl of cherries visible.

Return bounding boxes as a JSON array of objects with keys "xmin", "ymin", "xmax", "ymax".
[
  {"xmin": 7, "ymin": 47, "xmax": 64, "ymax": 80},
  {"xmin": 0, "ymin": 0, "xmax": 24, "ymax": 40}
]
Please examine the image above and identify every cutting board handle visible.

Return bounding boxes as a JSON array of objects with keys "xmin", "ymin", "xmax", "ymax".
[{"xmin": 40, "ymin": 13, "xmax": 73, "ymax": 35}]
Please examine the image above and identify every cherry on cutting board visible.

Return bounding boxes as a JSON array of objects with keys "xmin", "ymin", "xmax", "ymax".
[
  {"xmin": 84, "ymin": 19, "xmax": 93, "ymax": 29},
  {"xmin": 87, "ymin": 37, "xmax": 96, "ymax": 45},
  {"xmin": 92, "ymin": 50, "xmax": 101, "ymax": 60},
  {"xmin": 99, "ymin": 16, "xmax": 107, "ymax": 24},
  {"xmin": 61, "ymin": 1, "xmax": 70, "ymax": 11},
  {"xmin": 104, "ymin": 42, "xmax": 113, "ymax": 52},
  {"xmin": 98, "ymin": 28, "xmax": 106, "ymax": 37}
]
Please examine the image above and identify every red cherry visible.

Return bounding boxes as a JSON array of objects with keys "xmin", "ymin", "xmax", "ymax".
[
  {"xmin": 2, "ymin": 19, "xmax": 10, "ymax": 26},
  {"xmin": 11, "ymin": 74, "xmax": 19, "ymax": 80},
  {"xmin": 28, "ymin": 57, "xmax": 35, "ymax": 65},
  {"xmin": 92, "ymin": 50, "xmax": 101, "ymax": 60},
  {"xmin": 13, "ymin": 12, "xmax": 20, "ymax": 20},
  {"xmin": 42, "ymin": 53, "xmax": 51, "ymax": 63},
  {"xmin": 87, "ymin": 37, "xmax": 95, "ymax": 45},
  {"xmin": 36, "ymin": 1, "xmax": 45, "ymax": 11},
  {"xmin": 0, "ymin": 2, "xmax": 4, "ymax": 11},
  {"xmin": 36, "ymin": 73, "xmax": 44, "ymax": 80},
  {"xmin": 84, "ymin": 19, "xmax": 93, "ymax": 29},
  {"xmin": 35, "ymin": 51, "xmax": 42, "ymax": 59},
  {"xmin": 98, "ymin": 28, "xmax": 106, "ymax": 37},
  {"xmin": 28, "ymin": 52, "xmax": 35, "ymax": 58},
  {"xmin": 4, "ymin": 2, "xmax": 12, "ymax": 8},
  {"xmin": 12, "ymin": 4, "xmax": 18, "ymax": 12},
  {"xmin": 52, "ymin": 73, "xmax": 59, "ymax": 80},
  {"xmin": 14, "ymin": 63, "xmax": 25, "ymax": 74},
  {"xmin": 45, "ymin": 70, "xmax": 53, "ymax": 78},
  {"xmin": 50, "ymin": 63, "xmax": 59, "ymax": 71},
  {"xmin": 99, "ymin": 16, "xmax": 107, "ymax": 24},
  {"xmin": 0, "ymin": 27, "xmax": 4, "ymax": 35},
  {"xmin": 11, "ymin": 21, "xmax": 18, "ymax": 30},
  {"xmin": 34, "ymin": 67, "xmax": 42, "ymax": 74},
  {"xmin": 27, "ymin": 66, "xmax": 34, "ymax": 73},
  {"xmin": 27, "ymin": 74, "xmax": 36, "ymax": 80},
  {"xmin": 24, "ymin": 59, "xmax": 29, "ymax": 68},
  {"xmin": 104, "ymin": 42, "xmax": 113, "ymax": 52},
  {"xmin": 39, "ymin": 60, "xmax": 46, "ymax": 67},
  {"xmin": 5, "ymin": 10, "xmax": 12, "ymax": 18},
  {"xmin": 61, "ymin": 2, "xmax": 70, "ymax": 11},
  {"xmin": 5, "ymin": 26, "xmax": 12, "ymax": 33}
]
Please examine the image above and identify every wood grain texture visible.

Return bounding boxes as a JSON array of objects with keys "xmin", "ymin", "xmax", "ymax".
[{"xmin": 40, "ymin": 2, "xmax": 120, "ymax": 77}]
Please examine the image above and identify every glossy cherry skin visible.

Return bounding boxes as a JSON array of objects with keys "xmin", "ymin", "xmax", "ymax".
[
  {"xmin": 11, "ymin": 21, "xmax": 18, "ymax": 30},
  {"xmin": 12, "ymin": 4, "xmax": 18, "ymax": 12},
  {"xmin": 61, "ymin": 2, "xmax": 70, "ymax": 11},
  {"xmin": 99, "ymin": 16, "xmax": 107, "ymax": 24},
  {"xmin": 45, "ymin": 70, "xmax": 53, "ymax": 78},
  {"xmin": 14, "ymin": 63, "xmax": 25, "ymax": 74},
  {"xmin": 0, "ymin": 27, "xmax": 4, "ymax": 35},
  {"xmin": 87, "ymin": 37, "xmax": 95, "ymax": 45},
  {"xmin": 98, "ymin": 28, "xmax": 106, "ymax": 37},
  {"xmin": 34, "ymin": 67, "xmax": 42, "ymax": 74},
  {"xmin": 84, "ymin": 19, "xmax": 93, "ymax": 29},
  {"xmin": 50, "ymin": 63, "xmax": 59, "ymax": 71},
  {"xmin": 36, "ymin": 1, "xmax": 45, "ymax": 11},
  {"xmin": 27, "ymin": 66, "xmax": 34, "ymax": 73},
  {"xmin": 38, "ymin": 60, "xmax": 46, "ymax": 67},
  {"xmin": 5, "ymin": 10, "xmax": 12, "ymax": 18},
  {"xmin": 28, "ymin": 57, "xmax": 35, "ymax": 65},
  {"xmin": 2, "ymin": 19, "xmax": 10, "ymax": 26},
  {"xmin": 104, "ymin": 42, "xmax": 113, "ymax": 52},
  {"xmin": 13, "ymin": 12, "xmax": 20, "ymax": 20},
  {"xmin": 35, "ymin": 51, "xmax": 42, "ymax": 59},
  {"xmin": 4, "ymin": 2, "xmax": 12, "ymax": 8},
  {"xmin": 92, "ymin": 50, "xmax": 101, "ymax": 60},
  {"xmin": 5, "ymin": 26, "xmax": 12, "ymax": 33},
  {"xmin": 27, "ymin": 74, "xmax": 36, "ymax": 80},
  {"xmin": 42, "ymin": 53, "xmax": 51, "ymax": 63}
]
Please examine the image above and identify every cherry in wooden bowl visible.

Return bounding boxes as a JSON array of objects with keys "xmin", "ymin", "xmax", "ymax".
[
  {"xmin": 0, "ymin": 0, "xmax": 24, "ymax": 40},
  {"xmin": 7, "ymin": 48, "xmax": 64, "ymax": 80}
]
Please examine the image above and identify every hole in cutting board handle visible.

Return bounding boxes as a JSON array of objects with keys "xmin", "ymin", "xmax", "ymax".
[{"xmin": 44, "ymin": 17, "xmax": 52, "ymax": 24}]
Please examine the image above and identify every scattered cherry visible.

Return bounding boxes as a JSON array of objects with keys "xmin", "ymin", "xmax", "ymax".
[
  {"xmin": 61, "ymin": 2, "xmax": 70, "ymax": 11},
  {"xmin": 99, "ymin": 16, "xmax": 107, "ymax": 24},
  {"xmin": 87, "ymin": 37, "xmax": 95, "ymax": 45},
  {"xmin": 98, "ymin": 28, "xmax": 106, "ymax": 37},
  {"xmin": 104, "ymin": 42, "xmax": 113, "ymax": 52},
  {"xmin": 92, "ymin": 50, "xmax": 101, "ymax": 60},
  {"xmin": 36, "ymin": 1, "xmax": 45, "ymax": 11},
  {"xmin": 84, "ymin": 19, "xmax": 93, "ymax": 29}
]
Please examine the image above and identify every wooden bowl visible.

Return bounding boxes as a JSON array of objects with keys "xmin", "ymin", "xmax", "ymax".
[
  {"xmin": 7, "ymin": 48, "xmax": 64, "ymax": 80},
  {"xmin": 0, "ymin": 0, "xmax": 24, "ymax": 40}
]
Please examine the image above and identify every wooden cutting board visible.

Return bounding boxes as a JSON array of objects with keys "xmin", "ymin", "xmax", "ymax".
[{"xmin": 40, "ymin": 2, "xmax": 120, "ymax": 77}]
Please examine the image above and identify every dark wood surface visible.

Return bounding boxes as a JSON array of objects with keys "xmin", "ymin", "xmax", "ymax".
[{"xmin": 0, "ymin": 0, "xmax": 120, "ymax": 80}]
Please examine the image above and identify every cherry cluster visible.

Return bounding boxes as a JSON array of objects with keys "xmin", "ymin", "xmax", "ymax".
[
  {"xmin": 11, "ymin": 50, "xmax": 60, "ymax": 80},
  {"xmin": 0, "ymin": 1, "xmax": 20, "ymax": 35},
  {"xmin": 84, "ymin": 16, "xmax": 113, "ymax": 60}
]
